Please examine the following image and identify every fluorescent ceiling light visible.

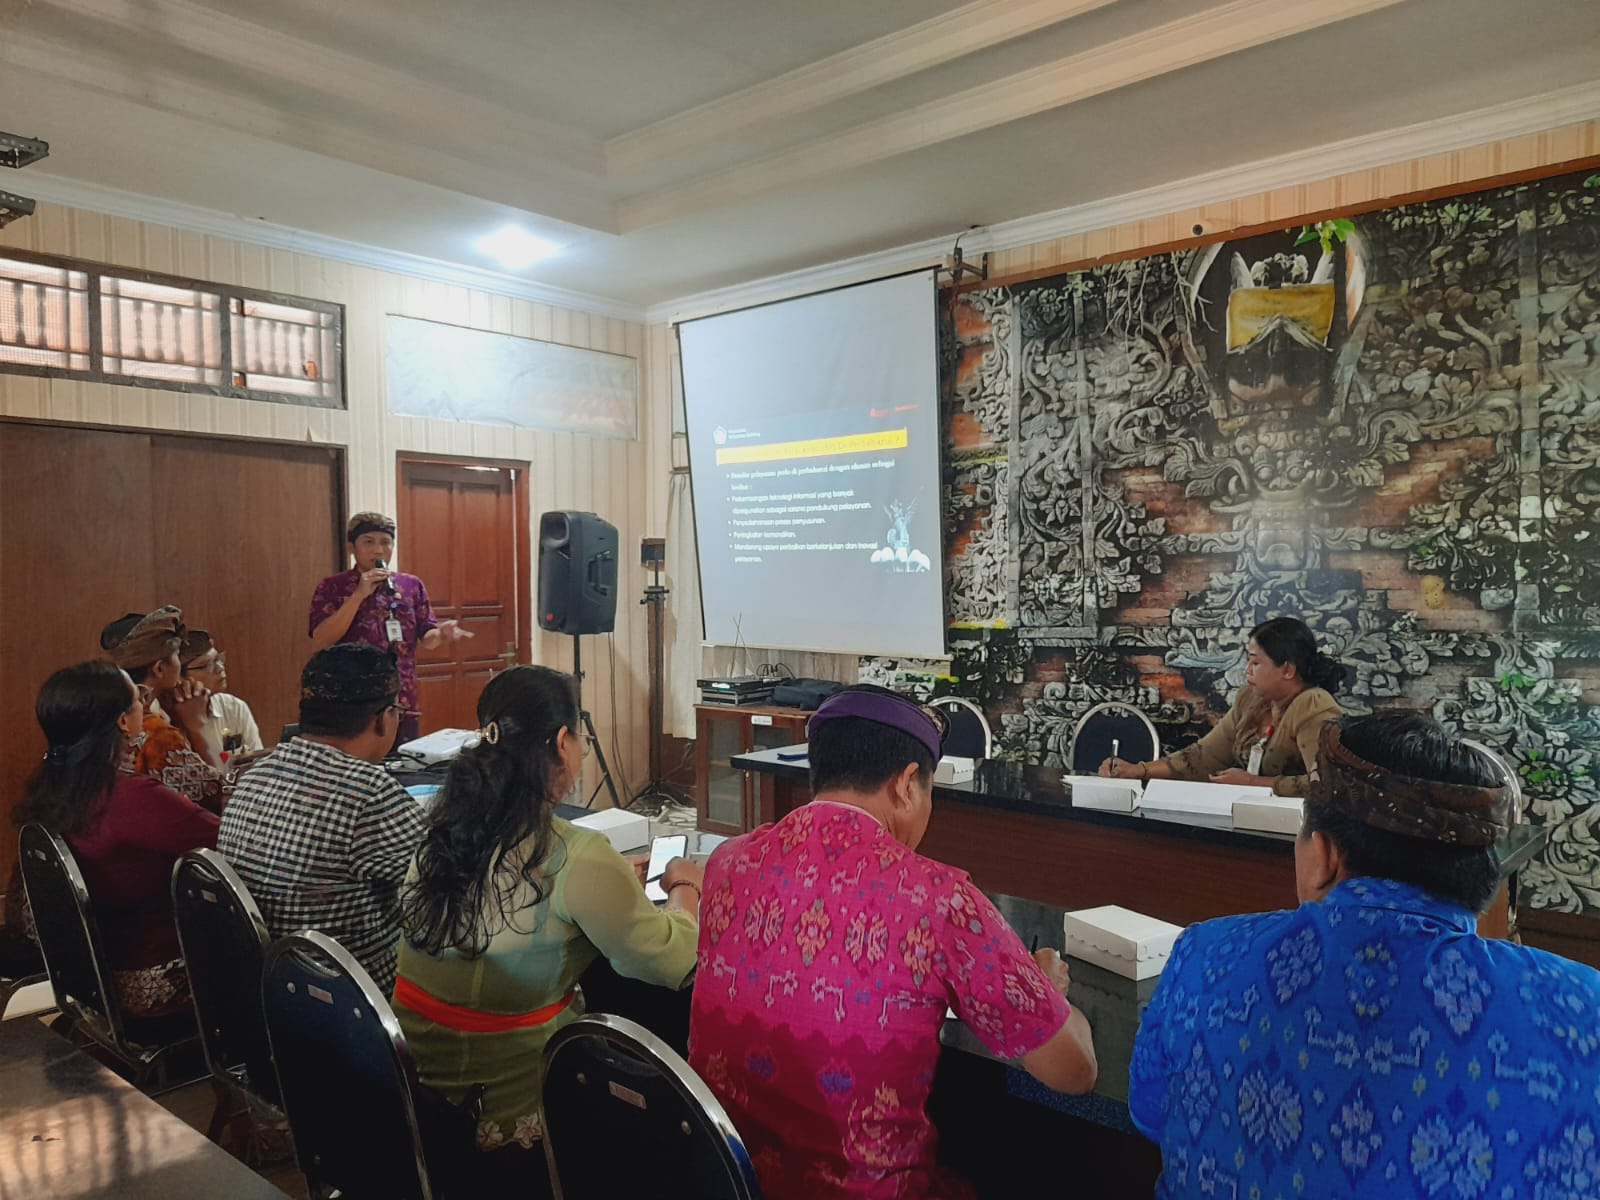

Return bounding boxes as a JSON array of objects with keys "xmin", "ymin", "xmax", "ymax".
[{"xmin": 476, "ymin": 225, "xmax": 560, "ymax": 270}]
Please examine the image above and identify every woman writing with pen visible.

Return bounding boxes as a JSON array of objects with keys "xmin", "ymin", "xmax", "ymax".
[{"xmin": 1099, "ymin": 617, "xmax": 1343, "ymax": 797}]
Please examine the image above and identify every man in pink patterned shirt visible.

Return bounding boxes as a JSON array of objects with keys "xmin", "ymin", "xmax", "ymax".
[{"xmin": 688, "ymin": 686, "xmax": 1097, "ymax": 1199}]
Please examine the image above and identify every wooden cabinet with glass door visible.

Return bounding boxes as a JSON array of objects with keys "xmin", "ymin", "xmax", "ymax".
[{"xmin": 693, "ymin": 704, "xmax": 810, "ymax": 835}]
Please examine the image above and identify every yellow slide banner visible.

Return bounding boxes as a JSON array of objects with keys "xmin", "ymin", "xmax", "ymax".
[{"xmin": 715, "ymin": 428, "xmax": 908, "ymax": 466}]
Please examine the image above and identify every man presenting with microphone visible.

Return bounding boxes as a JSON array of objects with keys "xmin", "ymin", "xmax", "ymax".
[{"xmin": 309, "ymin": 511, "xmax": 472, "ymax": 748}]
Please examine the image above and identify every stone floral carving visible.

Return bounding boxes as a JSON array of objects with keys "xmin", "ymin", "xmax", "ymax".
[{"xmin": 918, "ymin": 165, "xmax": 1600, "ymax": 917}]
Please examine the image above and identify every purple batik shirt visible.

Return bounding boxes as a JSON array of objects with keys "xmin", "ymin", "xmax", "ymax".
[{"xmin": 308, "ymin": 570, "xmax": 437, "ymax": 711}]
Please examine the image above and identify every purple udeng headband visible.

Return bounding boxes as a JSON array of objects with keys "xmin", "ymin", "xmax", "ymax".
[{"xmin": 806, "ymin": 691, "xmax": 945, "ymax": 761}]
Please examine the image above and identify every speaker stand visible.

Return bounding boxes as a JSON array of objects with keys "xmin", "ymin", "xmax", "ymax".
[
  {"xmin": 630, "ymin": 566, "xmax": 694, "ymax": 814},
  {"xmin": 570, "ymin": 634, "xmax": 623, "ymax": 810}
]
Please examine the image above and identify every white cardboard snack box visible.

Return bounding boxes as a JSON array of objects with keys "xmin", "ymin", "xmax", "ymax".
[
  {"xmin": 570, "ymin": 808, "xmax": 650, "ymax": 854},
  {"xmin": 1066, "ymin": 775, "xmax": 1142, "ymax": 813},
  {"xmin": 1232, "ymin": 794, "xmax": 1304, "ymax": 835},
  {"xmin": 1064, "ymin": 905, "xmax": 1184, "ymax": 981},
  {"xmin": 935, "ymin": 756, "xmax": 976, "ymax": 785}
]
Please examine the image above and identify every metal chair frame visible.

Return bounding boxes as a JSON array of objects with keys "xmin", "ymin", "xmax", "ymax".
[
  {"xmin": 261, "ymin": 929, "xmax": 435, "ymax": 1200},
  {"xmin": 542, "ymin": 1012, "xmax": 762, "ymax": 1200},
  {"xmin": 929, "ymin": 696, "xmax": 993, "ymax": 760},
  {"xmin": 17, "ymin": 823, "xmax": 197, "ymax": 1089},
  {"xmin": 171, "ymin": 848, "xmax": 282, "ymax": 1145},
  {"xmin": 1065, "ymin": 702, "xmax": 1161, "ymax": 774}
]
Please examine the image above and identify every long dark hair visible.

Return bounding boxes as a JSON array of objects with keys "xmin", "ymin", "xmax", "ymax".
[
  {"xmin": 1251, "ymin": 617, "xmax": 1344, "ymax": 694},
  {"xmin": 15, "ymin": 661, "xmax": 132, "ymax": 837},
  {"xmin": 401, "ymin": 665, "xmax": 578, "ymax": 957}
]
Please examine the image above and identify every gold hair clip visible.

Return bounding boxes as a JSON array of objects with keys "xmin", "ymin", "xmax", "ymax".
[{"xmin": 478, "ymin": 721, "xmax": 501, "ymax": 746}]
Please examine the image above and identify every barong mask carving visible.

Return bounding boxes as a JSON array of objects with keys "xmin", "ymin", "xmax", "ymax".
[{"xmin": 923, "ymin": 167, "xmax": 1600, "ymax": 914}]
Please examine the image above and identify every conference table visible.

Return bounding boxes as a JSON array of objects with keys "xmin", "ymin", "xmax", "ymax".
[
  {"xmin": 390, "ymin": 757, "xmax": 1547, "ymax": 1196},
  {"xmin": 731, "ymin": 745, "xmax": 1546, "ymax": 939},
  {"xmin": 0, "ymin": 1017, "xmax": 286, "ymax": 1200}
]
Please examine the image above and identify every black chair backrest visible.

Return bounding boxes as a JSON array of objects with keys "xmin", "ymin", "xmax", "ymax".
[
  {"xmin": 17, "ymin": 823, "xmax": 124, "ymax": 1045},
  {"xmin": 261, "ymin": 930, "xmax": 433, "ymax": 1200},
  {"xmin": 543, "ymin": 1013, "xmax": 761, "ymax": 1200},
  {"xmin": 930, "ymin": 696, "xmax": 992, "ymax": 759},
  {"xmin": 171, "ymin": 849, "xmax": 277, "ymax": 1103},
  {"xmin": 1068, "ymin": 703, "xmax": 1160, "ymax": 774}
]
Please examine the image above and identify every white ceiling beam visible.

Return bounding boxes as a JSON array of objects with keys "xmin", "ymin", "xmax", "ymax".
[
  {"xmin": 616, "ymin": 0, "xmax": 1410, "ymax": 232},
  {"xmin": 604, "ymin": 0, "xmax": 1121, "ymax": 177},
  {"xmin": 33, "ymin": 0, "xmax": 605, "ymax": 176},
  {"xmin": 649, "ymin": 79, "xmax": 1600, "ymax": 324},
  {"xmin": 19, "ymin": 172, "xmax": 648, "ymax": 323},
  {"xmin": 0, "ymin": 28, "xmax": 620, "ymax": 235}
]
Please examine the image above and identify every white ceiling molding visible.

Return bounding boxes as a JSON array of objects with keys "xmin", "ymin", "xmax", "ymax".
[
  {"xmin": 617, "ymin": 0, "xmax": 1407, "ymax": 232},
  {"xmin": 2, "ymin": 22, "xmax": 615, "ymax": 233},
  {"xmin": 648, "ymin": 81, "xmax": 1600, "ymax": 324},
  {"xmin": 38, "ymin": 0, "xmax": 604, "ymax": 175},
  {"xmin": 19, "ymin": 174, "xmax": 649, "ymax": 324},
  {"xmin": 604, "ymin": 0, "xmax": 1120, "ymax": 177}
]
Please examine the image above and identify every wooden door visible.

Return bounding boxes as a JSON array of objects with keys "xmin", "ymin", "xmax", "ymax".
[
  {"xmin": 0, "ymin": 420, "xmax": 344, "ymax": 884},
  {"xmin": 397, "ymin": 459, "xmax": 526, "ymax": 734}
]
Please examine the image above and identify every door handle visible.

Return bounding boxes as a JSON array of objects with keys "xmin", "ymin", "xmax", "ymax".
[{"xmin": 498, "ymin": 640, "xmax": 517, "ymax": 663}]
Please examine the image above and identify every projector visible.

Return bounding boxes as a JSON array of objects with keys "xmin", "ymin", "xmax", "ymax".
[{"xmin": 696, "ymin": 675, "xmax": 776, "ymax": 706}]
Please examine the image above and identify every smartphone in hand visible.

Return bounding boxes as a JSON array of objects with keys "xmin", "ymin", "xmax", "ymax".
[{"xmin": 644, "ymin": 833, "xmax": 688, "ymax": 903}]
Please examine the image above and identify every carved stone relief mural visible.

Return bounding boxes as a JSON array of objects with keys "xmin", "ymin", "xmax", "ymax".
[{"xmin": 922, "ymin": 167, "xmax": 1600, "ymax": 917}]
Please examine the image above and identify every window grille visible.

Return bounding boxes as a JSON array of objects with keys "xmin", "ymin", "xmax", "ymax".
[
  {"xmin": 0, "ymin": 248, "xmax": 344, "ymax": 408},
  {"xmin": 0, "ymin": 256, "xmax": 91, "ymax": 372}
]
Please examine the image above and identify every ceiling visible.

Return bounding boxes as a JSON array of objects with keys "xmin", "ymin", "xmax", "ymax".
[{"xmin": 2, "ymin": 0, "xmax": 1598, "ymax": 317}]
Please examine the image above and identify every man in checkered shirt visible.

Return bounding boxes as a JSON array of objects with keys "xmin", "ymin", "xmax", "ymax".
[{"xmin": 219, "ymin": 644, "xmax": 425, "ymax": 994}]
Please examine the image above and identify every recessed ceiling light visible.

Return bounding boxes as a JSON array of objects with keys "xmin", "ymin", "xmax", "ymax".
[{"xmin": 476, "ymin": 225, "xmax": 560, "ymax": 270}]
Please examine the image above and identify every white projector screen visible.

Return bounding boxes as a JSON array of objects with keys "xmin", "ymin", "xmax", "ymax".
[{"xmin": 678, "ymin": 269, "xmax": 945, "ymax": 658}]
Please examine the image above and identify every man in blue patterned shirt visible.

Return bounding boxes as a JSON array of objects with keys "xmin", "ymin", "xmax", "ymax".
[{"xmin": 1130, "ymin": 712, "xmax": 1600, "ymax": 1199}]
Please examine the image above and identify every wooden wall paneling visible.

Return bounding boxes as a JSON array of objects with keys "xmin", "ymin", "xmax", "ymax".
[
  {"xmin": 149, "ymin": 434, "xmax": 345, "ymax": 752},
  {"xmin": 530, "ymin": 434, "xmax": 562, "ymax": 674},
  {"xmin": 0, "ymin": 422, "xmax": 158, "ymax": 883}
]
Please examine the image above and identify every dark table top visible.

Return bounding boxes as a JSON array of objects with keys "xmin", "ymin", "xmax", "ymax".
[
  {"xmin": 938, "ymin": 892, "xmax": 1157, "ymax": 1134},
  {"xmin": 731, "ymin": 744, "xmax": 1547, "ymax": 878},
  {"xmin": 0, "ymin": 1018, "xmax": 288, "ymax": 1200}
]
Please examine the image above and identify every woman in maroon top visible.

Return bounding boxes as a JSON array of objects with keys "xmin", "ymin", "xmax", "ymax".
[{"xmin": 16, "ymin": 660, "xmax": 219, "ymax": 1018}]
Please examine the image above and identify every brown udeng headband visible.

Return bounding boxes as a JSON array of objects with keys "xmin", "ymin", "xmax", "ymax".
[{"xmin": 1308, "ymin": 724, "xmax": 1512, "ymax": 847}]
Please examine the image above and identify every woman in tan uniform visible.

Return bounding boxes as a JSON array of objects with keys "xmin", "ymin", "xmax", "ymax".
[{"xmin": 1100, "ymin": 617, "xmax": 1343, "ymax": 797}]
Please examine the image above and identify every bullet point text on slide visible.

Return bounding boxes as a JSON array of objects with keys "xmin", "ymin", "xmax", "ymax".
[{"xmin": 714, "ymin": 428, "xmax": 908, "ymax": 466}]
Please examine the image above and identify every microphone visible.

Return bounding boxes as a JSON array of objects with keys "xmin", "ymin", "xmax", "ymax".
[{"xmin": 374, "ymin": 557, "xmax": 396, "ymax": 593}]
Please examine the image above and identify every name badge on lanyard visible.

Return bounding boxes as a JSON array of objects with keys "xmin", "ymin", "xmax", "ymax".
[
  {"xmin": 1247, "ymin": 723, "xmax": 1273, "ymax": 775},
  {"xmin": 386, "ymin": 617, "xmax": 404, "ymax": 644}
]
